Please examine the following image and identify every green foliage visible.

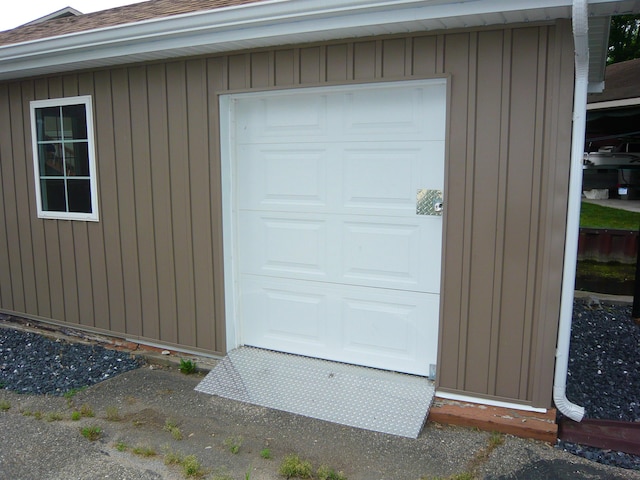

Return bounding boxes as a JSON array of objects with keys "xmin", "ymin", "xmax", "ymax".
[
  {"xmin": 181, "ymin": 454, "xmax": 205, "ymax": 477},
  {"xmin": 163, "ymin": 418, "xmax": 183, "ymax": 440},
  {"xmin": 71, "ymin": 411, "xmax": 82, "ymax": 421},
  {"xmin": 46, "ymin": 412, "xmax": 64, "ymax": 422},
  {"xmin": 80, "ymin": 426, "xmax": 102, "ymax": 441},
  {"xmin": 132, "ymin": 445, "xmax": 157, "ymax": 457},
  {"xmin": 105, "ymin": 406, "xmax": 121, "ymax": 421},
  {"xmin": 79, "ymin": 404, "xmax": 95, "ymax": 418},
  {"xmin": 223, "ymin": 435, "xmax": 243, "ymax": 454},
  {"xmin": 608, "ymin": 14, "xmax": 640, "ymax": 64},
  {"xmin": 580, "ymin": 201, "xmax": 640, "ymax": 230},
  {"xmin": 279, "ymin": 454, "xmax": 312, "ymax": 478},
  {"xmin": 317, "ymin": 465, "xmax": 347, "ymax": 480},
  {"xmin": 260, "ymin": 448, "xmax": 272, "ymax": 459},
  {"xmin": 0, "ymin": 400, "xmax": 10, "ymax": 411},
  {"xmin": 115, "ymin": 441, "xmax": 128, "ymax": 452},
  {"xmin": 179, "ymin": 358, "xmax": 197, "ymax": 375}
]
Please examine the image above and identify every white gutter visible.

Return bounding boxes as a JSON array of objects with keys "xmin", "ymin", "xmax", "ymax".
[
  {"xmin": 0, "ymin": 0, "xmax": 626, "ymax": 81},
  {"xmin": 553, "ymin": 0, "xmax": 588, "ymax": 423}
]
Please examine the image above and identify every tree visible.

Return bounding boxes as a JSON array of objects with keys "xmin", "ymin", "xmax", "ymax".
[{"xmin": 608, "ymin": 14, "xmax": 640, "ymax": 64}]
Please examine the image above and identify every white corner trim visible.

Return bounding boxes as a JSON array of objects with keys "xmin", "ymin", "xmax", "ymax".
[{"xmin": 436, "ymin": 391, "xmax": 548, "ymax": 414}]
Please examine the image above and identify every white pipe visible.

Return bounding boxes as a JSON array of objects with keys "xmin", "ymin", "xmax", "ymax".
[{"xmin": 554, "ymin": 0, "xmax": 589, "ymax": 423}]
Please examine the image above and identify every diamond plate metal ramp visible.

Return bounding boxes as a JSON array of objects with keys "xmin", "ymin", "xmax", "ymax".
[{"xmin": 195, "ymin": 347, "xmax": 435, "ymax": 438}]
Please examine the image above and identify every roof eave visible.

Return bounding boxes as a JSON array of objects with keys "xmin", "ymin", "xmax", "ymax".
[{"xmin": 0, "ymin": 0, "xmax": 630, "ymax": 81}]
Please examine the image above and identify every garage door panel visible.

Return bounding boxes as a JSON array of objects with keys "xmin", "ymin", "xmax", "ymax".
[
  {"xmin": 238, "ymin": 212, "xmax": 328, "ymax": 279},
  {"xmin": 238, "ymin": 145, "xmax": 329, "ymax": 210},
  {"xmin": 340, "ymin": 291, "xmax": 439, "ymax": 374},
  {"xmin": 342, "ymin": 220, "xmax": 422, "ymax": 289},
  {"xmin": 241, "ymin": 278, "xmax": 330, "ymax": 349},
  {"xmin": 239, "ymin": 211, "xmax": 438, "ymax": 292},
  {"xmin": 235, "ymin": 95, "xmax": 329, "ymax": 143},
  {"xmin": 241, "ymin": 276, "xmax": 437, "ymax": 375},
  {"xmin": 342, "ymin": 147, "xmax": 423, "ymax": 214},
  {"xmin": 342, "ymin": 85, "xmax": 446, "ymax": 141}
]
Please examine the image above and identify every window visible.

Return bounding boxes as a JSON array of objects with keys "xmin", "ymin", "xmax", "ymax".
[{"xmin": 30, "ymin": 96, "xmax": 98, "ymax": 221}]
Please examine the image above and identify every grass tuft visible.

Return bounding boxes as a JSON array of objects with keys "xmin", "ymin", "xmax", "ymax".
[
  {"xmin": 223, "ymin": 435, "xmax": 243, "ymax": 454},
  {"xmin": 260, "ymin": 448, "xmax": 272, "ymax": 459},
  {"xmin": 181, "ymin": 454, "xmax": 206, "ymax": 477},
  {"xmin": 132, "ymin": 445, "xmax": 157, "ymax": 457},
  {"xmin": 80, "ymin": 425, "xmax": 102, "ymax": 441},
  {"xmin": 279, "ymin": 454, "xmax": 313, "ymax": 478},
  {"xmin": 163, "ymin": 418, "xmax": 183, "ymax": 440},
  {"xmin": 179, "ymin": 358, "xmax": 197, "ymax": 375},
  {"xmin": 105, "ymin": 406, "xmax": 121, "ymax": 421},
  {"xmin": 317, "ymin": 465, "xmax": 347, "ymax": 480},
  {"xmin": 0, "ymin": 400, "xmax": 10, "ymax": 411}
]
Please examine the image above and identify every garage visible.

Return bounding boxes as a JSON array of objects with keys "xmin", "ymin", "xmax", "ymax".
[{"xmin": 220, "ymin": 79, "xmax": 447, "ymax": 377}]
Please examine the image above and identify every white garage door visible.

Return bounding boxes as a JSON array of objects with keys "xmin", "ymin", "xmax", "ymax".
[{"xmin": 221, "ymin": 79, "xmax": 446, "ymax": 377}]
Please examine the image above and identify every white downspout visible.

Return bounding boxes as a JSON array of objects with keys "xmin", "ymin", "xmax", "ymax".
[{"xmin": 553, "ymin": 0, "xmax": 589, "ymax": 422}]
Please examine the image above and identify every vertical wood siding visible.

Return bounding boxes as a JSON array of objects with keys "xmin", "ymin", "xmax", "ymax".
[{"xmin": 0, "ymin": 21, "xmax": 573, "ymax": 404}]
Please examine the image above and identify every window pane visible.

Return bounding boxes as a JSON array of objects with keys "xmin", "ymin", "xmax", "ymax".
[
  {"xmin": 62, "ymin": 104, "xmax": 88, "ymax": 140},
  {"xmin": 36, "ymin": 107, "xmax": 62, "ymax": 141},
  {"xmin": 38, "ymin": 143, "xmax": 64, "ymax": 176},
  {"xmin": 40, "ymin": 179, "xmax": 66, "ymax": 211},
  {"xmin": 63, "ymin": 142, "xmax": 89, "ymax": 176},
  {"xmin": 67, "ymin": 179, "xmax": 92, "ymax": 213}
]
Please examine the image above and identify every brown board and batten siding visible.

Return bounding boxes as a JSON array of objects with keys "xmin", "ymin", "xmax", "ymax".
[{"xmin": 0, "ymin": 20, "xmax": 574, "ymax": 406}]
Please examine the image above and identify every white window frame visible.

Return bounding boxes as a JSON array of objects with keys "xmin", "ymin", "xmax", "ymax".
[{"xmin": 29, "ymin": 95, "xmax": 99, "ymax": 221}]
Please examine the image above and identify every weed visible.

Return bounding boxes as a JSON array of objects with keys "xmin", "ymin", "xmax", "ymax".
[
  {"xmin": 115, "ymin": 441, "xmax": 128, "ymax": 452},
  {"xmin": 317, "ymin": 466, "xmax": 347, "ymax": 480},
  {"xmin": 46, "ymin": 412, "xmax": 64, "ymax": 422},
  {"xmin": 489, "ymin": 431, "xmax": 505, "ymax": 448},
  {"xmin": 105, "ymin": 406, "xmax": 121, "ymax": 421},
  {"xmin": 132, "ymin": 445, "xmax": 157, "ymax": 457},
  {"xmin": 279, "ymin": 454, "xmax": 312, "ymax": 478},
  {"xmin": 21, "ymin": 409, "xmax": 32, "ymax": 416},
  {"xmin": 64, "ymin": 386, "xmax": 87, "ymax": 407},
  {"xmin": 0, "ymin": 400, "xmax": 10, "ymax": 411},
  {"xmin": 79, "ymin": 404, "xmax": 94, "ymax": 418},
  {"xmin": 164, "ymin": 418, "xmax": 183, "ymax": 440},
  {"xmin": 164, "ymin": 450, "xmax": 183, "ymax": 466},
  {"xmin": 181, "ymin": 454, "xmax": 206, "ymax": 477},
  {"xmin": 80, "ymin": 426, "xmax": 102, "ymax": 441},
  {"xmin": 70, "ymin": 411, "xmax": 81, "ymax": 421},
  {"xmin": 64, "ymin": 386, "xmax": 87, "ymax": 399},
  {"xmin": 260, "ymin": 448, "xmax": 272, "ymax": 459},
  {"xmin": 33, "ymin": 411, "xmax": 43, "ymax": 420},
  {"xmin": 223, "ymin": 435, "xmax": 243, "ymax": 454},
  {"xmin": 179, "ymin": 358, "xmax": 197, "ymax": 375}
]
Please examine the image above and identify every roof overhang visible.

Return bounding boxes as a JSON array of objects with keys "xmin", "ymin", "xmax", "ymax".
[{"xmin": 0, "ymin": 0, "xmax": 636, "ymax": 81}]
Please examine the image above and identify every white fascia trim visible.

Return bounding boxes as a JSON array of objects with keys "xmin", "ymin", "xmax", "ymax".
[
  {"xmin": 436, "ymin": 391, "xmax": 548, "ymax": 414},
  {"xmin": 0, "ymin": 0, "xmax": 587, "ymax": 80}
]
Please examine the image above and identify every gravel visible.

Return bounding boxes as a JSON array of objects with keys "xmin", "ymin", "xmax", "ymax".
[
  {"xmin": 558, "ymin": 299, "xmax": 640, "ymax": 471},
  {"xmin": 0, "ymin": 327, "xmax": 142, "ymax": 395}
]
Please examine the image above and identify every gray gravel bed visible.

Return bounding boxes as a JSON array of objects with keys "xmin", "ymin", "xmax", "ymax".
[
  {"xmin": 558, "ymin": 299, "xmax": 640, "ymax": 471},
  {"xmin": 0, "ymin": 327, "xmax": 142, "ymax": 395}
]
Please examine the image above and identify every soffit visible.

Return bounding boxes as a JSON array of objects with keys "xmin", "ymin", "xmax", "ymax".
[{"xmin": 0, "ymin": 0, "xmax": 638, "ymax": 81}]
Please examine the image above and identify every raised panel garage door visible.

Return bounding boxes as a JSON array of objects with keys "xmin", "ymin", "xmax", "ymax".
[{"xmin": 223, "ymin": 79, "xmax": 446, "ymax": 377}]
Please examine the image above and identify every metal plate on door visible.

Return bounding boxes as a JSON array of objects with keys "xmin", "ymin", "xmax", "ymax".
[{"xmin": 416, "ymin": 189, "xmax": 443, "ymax": 216}]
